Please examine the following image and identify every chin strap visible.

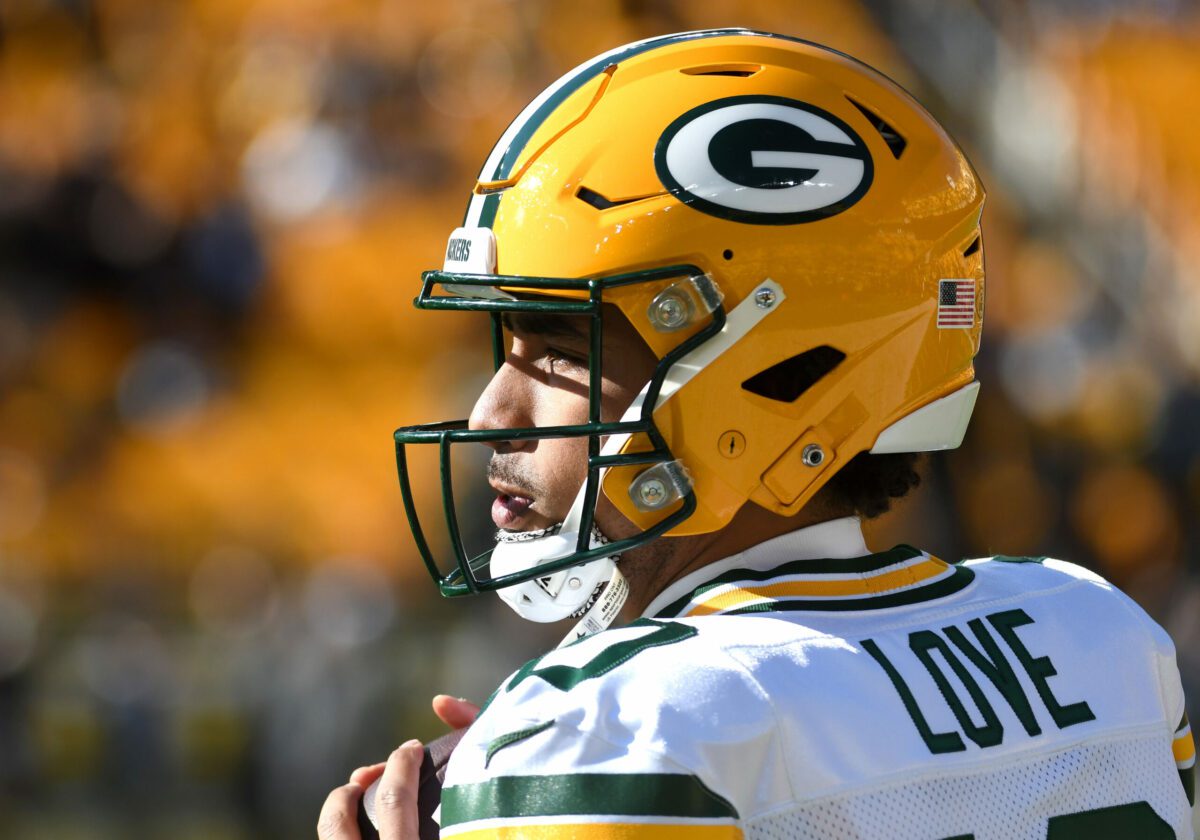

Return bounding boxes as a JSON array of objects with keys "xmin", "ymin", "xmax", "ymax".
[
  {"xmin": 556, "ymin": 562, "xmax": 629, "ymax": 648},
  {"xmin": 494, "ymin": 524, "xmax": 629, "ymax": 646}
]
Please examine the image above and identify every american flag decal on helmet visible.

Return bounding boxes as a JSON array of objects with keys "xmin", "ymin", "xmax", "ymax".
[{"xmin": 937, "ymin": 279, "xmax": 976, "ymax": 329}]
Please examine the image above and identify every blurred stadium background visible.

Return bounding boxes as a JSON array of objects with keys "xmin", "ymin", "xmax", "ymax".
[{"xmin": 0, "ymin": 0, "xmax": 1197, "ymax": 836}]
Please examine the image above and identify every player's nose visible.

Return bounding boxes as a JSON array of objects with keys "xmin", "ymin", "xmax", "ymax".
[{"xmin": 467, "ymin": 364, "xmax": 534, "ymax": 453}]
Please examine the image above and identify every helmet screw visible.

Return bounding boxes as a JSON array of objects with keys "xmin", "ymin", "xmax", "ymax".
[
  {"xmin": 801, "ymin": 444, "xmax": 825, "ymax": 467},
  {"xmin": 754, "ymin": 287, "xmax": 777, "ymax": 309},
  {"xmin": 651, "ymin": 294, "xmax": 689, "ymax": 330},
  {"xmin": 568, "ymin": 577, "xmax": 582, "ymax": 590},
  {"xmin": 718, "ymin": 430, "xmax": 746, "ymax": 459},
  {"xmin": 636, "ymin": 477, "xmax": 668, "ymax": 508}
]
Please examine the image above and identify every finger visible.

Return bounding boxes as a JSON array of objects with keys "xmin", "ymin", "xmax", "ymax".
[
  {"xmin": 432, "ymin": 694, "xmax": 481, "ymax": 729},
  {"xmin": 317, "ymin": 782, "xmax": 364, "ymax": 840},
  {"xmin": 350, "ymin": 762, "xmax": 387, "ymax": 787},
  {"xmin": 376, "ymin": 739, "xmax": 423, "ymax": 840}
]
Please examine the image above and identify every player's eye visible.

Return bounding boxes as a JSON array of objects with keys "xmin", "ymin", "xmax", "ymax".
[{"xmin": 545, "ymin": 346, "xmax": 588, "ymax": 368}]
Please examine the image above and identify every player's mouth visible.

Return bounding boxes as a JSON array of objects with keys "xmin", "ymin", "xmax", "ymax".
[{"xmin": 491, "ymin": 491, "xmax": 534, "ymax": 528}]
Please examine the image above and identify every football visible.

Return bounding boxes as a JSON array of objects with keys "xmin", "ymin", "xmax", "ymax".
[{"xmin": 357, "ymin": 727, "xmax": 467, "ymax": 840}]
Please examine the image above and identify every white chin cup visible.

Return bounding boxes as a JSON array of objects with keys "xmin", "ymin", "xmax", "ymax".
[{"xmin": 492, "ymin": 528, "xmax": 617, "ymax": 623}]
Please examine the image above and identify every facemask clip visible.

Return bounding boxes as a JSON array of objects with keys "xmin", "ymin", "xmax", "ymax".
[
  {"xmin": 629, "ymin": 459, "xmax": 692, "ymax": 512},
  {"xmin": 647, "ymin": 274, "xmax": 723, "ymax": 332}
]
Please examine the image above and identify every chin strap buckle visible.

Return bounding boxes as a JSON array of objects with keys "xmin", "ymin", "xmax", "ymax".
[{"xmin": 556, "ymin": 565, "xmax": 630, "ymax": 648}]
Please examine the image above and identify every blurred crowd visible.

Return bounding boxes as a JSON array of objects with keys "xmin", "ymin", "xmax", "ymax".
[{"xmin": 0, "ymin": 0, "xmax": 1196, "ymax": 836}]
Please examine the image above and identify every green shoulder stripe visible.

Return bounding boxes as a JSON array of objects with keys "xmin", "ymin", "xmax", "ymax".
[{"xmin": 441, "ymin": 772, "xmax": 738, "ymax": 828}]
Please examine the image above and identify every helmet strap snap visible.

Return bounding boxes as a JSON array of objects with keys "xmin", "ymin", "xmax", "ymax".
[{"xmin": 556, "ymin": 562, "xmax": 630, "ymax": 648}]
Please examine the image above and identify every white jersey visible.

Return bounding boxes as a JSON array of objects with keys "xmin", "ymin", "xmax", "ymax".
[{"xmin": 440, "ymin": 518, "xmax": 1196, "ymax": 839}]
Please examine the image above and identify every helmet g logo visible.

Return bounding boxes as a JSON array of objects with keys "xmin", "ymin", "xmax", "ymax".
[{"xmin": 655, "ymin": 95, "xmax": 873, "ymax": 225}]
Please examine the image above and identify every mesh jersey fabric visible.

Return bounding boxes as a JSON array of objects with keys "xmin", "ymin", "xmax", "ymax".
[{"xmin": 744, "ymin": 735, "xmax": 1179, "ymax": 839}]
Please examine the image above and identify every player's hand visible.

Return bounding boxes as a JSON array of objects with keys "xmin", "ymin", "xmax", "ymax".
[
  {"xmin": 316, "ymin": 695, "xmax": 479, "ymax": 840},
  {"xmin": 318, "ymin": 741, "xmax": 423, "ymax": 840}
]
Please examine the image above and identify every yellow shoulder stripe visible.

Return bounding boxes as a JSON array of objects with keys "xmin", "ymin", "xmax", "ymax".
[
  {"xmin": 1174, "ymin": 725, "xmax": 1195, "ymax": 767},
  {"xmin": 686, "ymin": 557, "xmax": 950, "ymax": 617}
]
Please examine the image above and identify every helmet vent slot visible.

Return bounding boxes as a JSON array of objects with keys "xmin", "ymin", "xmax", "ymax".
[
  {"xmin": 681, "ymin": 63, "xmax": 761, "ymax": 78},
  {"xmin": 576, "ymin": 186, "xmax": 640, "ymax": 210},
  {"xmin": 846, "ymin": 97, "xmax": 906, "ymax": 160},
  {"xmin": 741, "ymin": 345, "xmax": 846, "ymax": 403},
  {"xmin": 963, "ymin": 235, "xmax": 981, "ymax": 257}
]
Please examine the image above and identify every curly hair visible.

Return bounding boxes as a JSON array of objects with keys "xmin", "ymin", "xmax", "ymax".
[{"xmin": 817, "ymin": 451, "xmax": 924, "ymax": 519}]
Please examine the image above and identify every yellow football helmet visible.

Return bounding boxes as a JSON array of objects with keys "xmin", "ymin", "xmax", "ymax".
[{"xmin": 395, "ymin": 29, "xmax": 984, "ymax": 626}]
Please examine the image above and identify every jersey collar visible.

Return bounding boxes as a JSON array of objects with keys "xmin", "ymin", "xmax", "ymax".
[{"xmin": 642, "ymin": 516, "xmax": 974, "ymax": 619}]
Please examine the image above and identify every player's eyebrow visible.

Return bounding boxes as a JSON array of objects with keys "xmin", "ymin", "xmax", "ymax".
[{"xmin": 500, "ymin": 311, "xmax": 587, "ymax": 339}]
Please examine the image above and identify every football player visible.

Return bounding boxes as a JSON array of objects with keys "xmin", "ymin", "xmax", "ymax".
[{"xmin": 320, "ymin": 29, "xmax": 1195, "ymax": 839}]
